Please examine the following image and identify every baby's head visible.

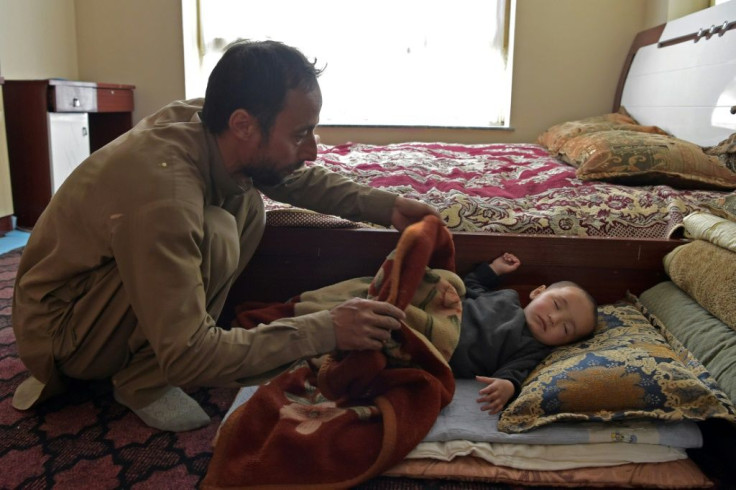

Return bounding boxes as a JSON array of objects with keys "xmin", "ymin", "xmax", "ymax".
[{"xmin": 523, "ymin": 281, "xmax": 597, "ymax": 346}]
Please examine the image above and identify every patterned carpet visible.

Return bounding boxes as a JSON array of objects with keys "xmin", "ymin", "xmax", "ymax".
[{"xmin": 0, "ymin": 248, "xmax": 238, "ymax": 489}]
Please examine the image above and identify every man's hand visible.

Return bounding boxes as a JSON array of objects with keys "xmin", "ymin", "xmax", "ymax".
[
  {"xmin": 330, "ymin": 297, "xmax": 405, "ymax": 350},
  {"xmin": 475, "ymin": 376, "xmax": 515, "ymax": 414},
  {"xmin": 390, "ymin": 196, "xmax": 442, "ymax": 232},
  {"xmin": 489, "ymin": 252, "xmax": 521, "ymax": 276}
]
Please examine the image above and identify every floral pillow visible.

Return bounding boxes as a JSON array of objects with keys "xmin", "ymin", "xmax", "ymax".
[
  {"xmin": 558, "ymin": 131, "xmax": 736, "ymax": 190},
  {"xmin": 498, "ymin": 299, "xmax": 736, "ymax": 433},
  {"xmin": 536, "ymin": 112, "xmax": 667, "ymax": 154}
]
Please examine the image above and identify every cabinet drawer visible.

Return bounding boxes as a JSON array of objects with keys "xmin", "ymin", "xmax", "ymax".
[
  {"xmin": 96, "ymin": 87, "xmax": 134, "ymax": 112},
  {"xmin": 49, "ymin": 84, "xmax": 98, "ymax": 112}
]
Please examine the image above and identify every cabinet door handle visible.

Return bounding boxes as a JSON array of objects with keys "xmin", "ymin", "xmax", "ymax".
[
  {"xmin": 73, "ymin": 97, "xmax": 80, "ymax": 107},
  {"xmin": 82, "ymin": 127, "xmax": 88, "ymax": 137}
]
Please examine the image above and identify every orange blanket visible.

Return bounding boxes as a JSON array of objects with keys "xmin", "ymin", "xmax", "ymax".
[{"xmin": 203, "ymin": 215, "xmax": 460, "ymax": 489}]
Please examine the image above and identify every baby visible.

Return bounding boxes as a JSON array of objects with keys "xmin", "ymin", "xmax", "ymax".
[{"xmin": 449, "ymin": 253, "xmax": 598, "ymax": 414}]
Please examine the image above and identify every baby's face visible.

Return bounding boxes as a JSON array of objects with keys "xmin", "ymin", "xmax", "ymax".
[{"xmin": 523, "ymin": 285, "xmax": 596, "ymax": 346}]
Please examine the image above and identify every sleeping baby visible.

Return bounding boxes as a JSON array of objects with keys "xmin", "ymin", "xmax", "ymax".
[{"xmin": 449, "ymin": 253, "xmax": 598, "ymax": 414}]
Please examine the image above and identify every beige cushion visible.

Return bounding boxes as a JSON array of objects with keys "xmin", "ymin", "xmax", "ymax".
[
  {"xmin": 664, "ymin": 239, "xmax": 736, "ymax": 330},
  {"xmin": 682, "ymin": 211, "xmax": 736, "ymax": 253}
]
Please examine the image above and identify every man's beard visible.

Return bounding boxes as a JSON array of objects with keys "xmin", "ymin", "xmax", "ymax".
[{"xmin": 243, "ymin": 156, "xmax": 304, "ymax": 186}]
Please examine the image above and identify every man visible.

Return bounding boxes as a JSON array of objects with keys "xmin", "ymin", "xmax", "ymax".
[{"xmin": 12, "ymin": 40, "xmax": 440, "ymax": 431}]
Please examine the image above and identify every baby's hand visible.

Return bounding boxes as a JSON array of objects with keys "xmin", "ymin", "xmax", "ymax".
[
  {"xmin": 475, "ymin": 376, "xmax": 515, "ymax": 414},
  {"xmin": 489, "ymin": 252, "xmax": 521, "ymax": 276}
]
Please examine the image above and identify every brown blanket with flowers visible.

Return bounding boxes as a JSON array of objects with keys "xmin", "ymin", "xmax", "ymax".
[{"xmin": 202, "ymin": 215, "xmax": 461, "ymax": 489}]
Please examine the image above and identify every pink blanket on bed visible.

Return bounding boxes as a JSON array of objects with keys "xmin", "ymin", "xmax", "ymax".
[{"xmin": 265, "ymin": 142, "xmax": 728, "ymax": 238}]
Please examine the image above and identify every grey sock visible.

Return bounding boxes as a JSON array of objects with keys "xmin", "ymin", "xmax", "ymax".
[{"xmin": 115, "ymin": 387, "xmax": 210, "ymax": 432}]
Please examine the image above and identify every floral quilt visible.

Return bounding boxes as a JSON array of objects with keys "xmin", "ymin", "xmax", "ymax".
[{"xmin": 264, "ymin": 142, "xmax": 733, "ymax": 238}]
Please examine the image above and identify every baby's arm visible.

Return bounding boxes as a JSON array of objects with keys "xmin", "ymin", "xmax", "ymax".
[
  {"xmin": 464, "ymin": 252, "xmax": 521, "ymax": 298},
  {"xmin": 489, "ymin": 253, "xmax": 521, "ymax": 276},
  {"xmin": 475, "ymin": 376, "xmax": 515, "ymax": 414}
]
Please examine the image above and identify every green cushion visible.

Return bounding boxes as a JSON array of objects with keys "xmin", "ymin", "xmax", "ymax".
[{"xmin": 639, "ymin": 281, "xmax": 736, "ymax": 406}]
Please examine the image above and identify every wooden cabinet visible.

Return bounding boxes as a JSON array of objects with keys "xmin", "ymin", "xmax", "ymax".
[
  {"xmin": 2, "ymin": 79, "xmax": 135, "ymax": 228},
  {"xmin": 0, "ymin": 78, "xmax": 13, "ymax": 235}
]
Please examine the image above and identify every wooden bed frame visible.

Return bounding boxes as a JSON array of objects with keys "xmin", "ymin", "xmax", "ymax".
[{"xmin": 226, "ymin": 228, "xmax": 680, "ymax": 308}]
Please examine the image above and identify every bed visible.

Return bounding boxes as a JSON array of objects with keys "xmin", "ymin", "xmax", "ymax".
[
  {"xmin": 223, "ymin": 2, "xmax": 736, "ymax": 303},
  {"xmin": 207, "ymin": 3, "xmax": 736, "ymax": 489},
  {"xmin": 262, "ymin": 140, "xmax": 731, "ymax": 239},
  {"xmin": 255, "ymin": 14, "xmax": 736, "ymax": 242}
]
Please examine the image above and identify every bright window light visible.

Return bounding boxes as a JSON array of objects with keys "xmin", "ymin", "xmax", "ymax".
[{"xmin": 184, "ymin": 0, "xmax": 515, "ymax": 128}]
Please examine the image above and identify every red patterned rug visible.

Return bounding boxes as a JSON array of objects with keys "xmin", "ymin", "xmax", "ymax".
[{"xmin": 0, "ymin": 248, "xmax": 238, "ymax": 489}]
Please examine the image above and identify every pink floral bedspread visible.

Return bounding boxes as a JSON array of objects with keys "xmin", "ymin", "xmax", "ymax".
[{"xmin": 264, "ymin": 142, "xmax": 732, "ymax": 238}]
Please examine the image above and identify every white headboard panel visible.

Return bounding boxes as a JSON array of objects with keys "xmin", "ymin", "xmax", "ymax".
[
  {"xmin": 620, "ymin": 1, "xmax": 736, "ymax": 147},
  {"xmin": 660, "ymin": 1, "xmax": 735, "ymax": 44}
]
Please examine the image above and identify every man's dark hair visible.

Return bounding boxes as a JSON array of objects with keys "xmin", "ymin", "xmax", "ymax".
[{"xmin": 201, "ymin": 40, "xmax": 323, "ymax": 137}]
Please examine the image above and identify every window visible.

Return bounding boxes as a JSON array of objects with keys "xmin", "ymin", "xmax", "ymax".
[{"xmin": 182, "ymin": 0, "xmax": 515, "ymax": 128}]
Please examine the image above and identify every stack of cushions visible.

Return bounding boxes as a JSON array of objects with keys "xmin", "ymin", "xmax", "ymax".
[
  {"xmin": 536, "ymin": 111, "xmax": 736, "ymax": 190},
  {"xmin": 638, "ymin": 200, "xmax": 736, "ymax": 405},
  {"xmin": 664, "ymin": 213, "xmax": 736, "ymax": 330}
]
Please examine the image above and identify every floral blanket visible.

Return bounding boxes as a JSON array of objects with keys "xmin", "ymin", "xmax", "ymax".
[
  {"xmin": 265, "ymin": 142, "xmax": 731, "ymax": 238},
  {"xmin": 203, "ymin": 216, "xmax": 461, "ymax": 488}
]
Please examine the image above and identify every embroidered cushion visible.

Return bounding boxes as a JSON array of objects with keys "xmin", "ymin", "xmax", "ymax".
[
  {"xmin": 558, "ymin": 131, "xmax": 736, "ymax": 190},
  {"xmin": 536, "ymin": 112, "xmax": 667, "ymax": 154},
  {"xmin": 704, "ymin": 132, "xmax": 736, "ymax": 173},
  {"xmin": 498, "ymin": 300, "xmax": 736, "ymax": 433}
]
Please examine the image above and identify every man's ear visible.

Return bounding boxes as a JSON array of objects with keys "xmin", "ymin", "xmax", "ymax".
[
  {"xmin": 529, "ymin": 285, "xmax": 547, "ymax": 300},
  {"xmin": 228, "ymin": 109, "xmax": 258, "ymax": 141}
]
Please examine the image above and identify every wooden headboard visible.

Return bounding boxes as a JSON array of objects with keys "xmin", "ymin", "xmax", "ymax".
[{"xmin": 614, "ymin": 1, "xmax": 736, "ymax": 147}]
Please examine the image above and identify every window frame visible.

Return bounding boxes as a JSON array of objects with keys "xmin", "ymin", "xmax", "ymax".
[{"xmin": 181, "ymin": 0, "xmax": 516, "ymax": 130}]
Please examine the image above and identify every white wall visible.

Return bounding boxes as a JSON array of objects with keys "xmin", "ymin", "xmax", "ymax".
[
  {"xmin": 0, "ymin": 0, "xmax": 79, "ymax": 79},
  {"xmin": 0, "ymin": 0, "xmax": 709, "ymax": 144},
  {"xmin": 0, "ymin": 0, "xmax": 80, "ymax": 218},
  {"xmin": 74, "ymin": 0, "xmax": 185, "ymax": 122}
]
